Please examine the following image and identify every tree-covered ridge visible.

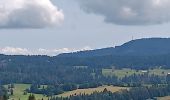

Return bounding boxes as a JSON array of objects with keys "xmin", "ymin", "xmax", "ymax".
[
  {"xmin": 0, "ymin": 38, "xmax": 170, "ymax": 94},
  {"xmin": 58, "ymin": 38, "xmax": 170, "ymax": 57}
]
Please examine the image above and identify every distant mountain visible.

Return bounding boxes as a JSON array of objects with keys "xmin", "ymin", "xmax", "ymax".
[{"xmin": 58, "ymin": 38, "xmax": 170, "ymax": 57}]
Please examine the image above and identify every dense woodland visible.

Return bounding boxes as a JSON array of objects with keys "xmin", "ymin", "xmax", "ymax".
[
  {"xmin": 1, "ymin": 39, "xmax": 170, "ymax": 86},
  {"xmin": 58, "ymin": 38, "xmax": 170, "ymax": 57},
  {"xmin": 0, "ymin": 54, "xmax": 170, "ymax": 85}
]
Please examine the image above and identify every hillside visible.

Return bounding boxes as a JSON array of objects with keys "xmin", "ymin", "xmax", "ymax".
[
  {"xmin": 0, "ymin": 38, "xmax": 170, "ymax": 86},
  {"xmin": 58, "ymin": 38, "xmax": 170, "ymax": 57}
]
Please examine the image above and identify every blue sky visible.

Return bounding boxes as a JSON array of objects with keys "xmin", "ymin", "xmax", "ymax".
[{"xmin": 0, "ymin": 0, "xmax": 170, "ymax": 55}]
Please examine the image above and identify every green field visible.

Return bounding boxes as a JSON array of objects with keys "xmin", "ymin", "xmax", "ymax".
[
  {"xmin": 4, "ymin": 84, "xmax": 48, "ymax": 100},
  {"xmin": 4, "ymin": 68, "xmax": 170, "ymax": 99},
  {"xmin": 102, "ymin": 68, "xmax": 170, "ymax": 78},
  {"xmin": 4, "ymin": 84, "xmax": 127, "ymax": 99},
  {"xmin": 57, "ymin": 85, "xmax": 127, "ymax": 97},
  {"xmin": 157, "ymin": 96, "xmax": 170, "ymax": 100}
]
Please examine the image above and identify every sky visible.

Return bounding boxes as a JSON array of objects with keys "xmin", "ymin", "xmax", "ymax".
[{"xmin": 1, "ymin": 0, "xmax": 170, "ymax": 55}]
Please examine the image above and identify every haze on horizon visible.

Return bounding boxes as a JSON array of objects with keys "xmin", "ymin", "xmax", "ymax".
[{"xmin": 0, "ymin": 0, "xmax": 170, "ymax": 55}]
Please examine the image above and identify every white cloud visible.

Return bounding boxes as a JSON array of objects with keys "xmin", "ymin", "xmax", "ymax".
[
  {"xmin": 0, "ymin": 0, "xmax": 64, "ymax": 28},
  {"xmin": 1, "ymin": 47, "xmax": 31, "ymax": 55},
  {"xmin": 0, "ymin": 46, "xmax": 92, "ymax": 56},
  {"xmin": 77, "ymin": 0, "xmax": 170, "ymax": 25}
]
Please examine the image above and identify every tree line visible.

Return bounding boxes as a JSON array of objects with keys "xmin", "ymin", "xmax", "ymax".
[{"xmin": 26, "ymin": 73, "xmax": 169, "ymax": 96}]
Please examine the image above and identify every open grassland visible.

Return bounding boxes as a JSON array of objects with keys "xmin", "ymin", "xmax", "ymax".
[
  {"xmin": 4, "ymin": 84, "xmax": 48, "ymax": 100},
  {"xmin": 102, "ymin": 68, "xmax": 140, "ymax": 78},
  {"xmin": 4, "ymin": 84, "xmax": 127, "ymax": 99},
  {"xmin": 102, "ymin": 68, "xmax": 170, "ymax": 78},
  {"xmin": 157, "ymin": 96, "xmax": 170, "ymax": 100},
  {"xmin": 57, "ymin": 86, "xmax": 128, "ymax": 97},
  {"xmin": 149, "ymin": 69, "xmax": 170, "ymax": 76}
]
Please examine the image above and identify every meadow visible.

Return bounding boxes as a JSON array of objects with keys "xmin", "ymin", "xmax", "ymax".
[
  {"xmin": 4, "ymin": 68, "xmax": 170, "ymax": 100},
  {"xmin": 157, "ymin": 96, "xmax": 170, "ymax": 100},
  {"xmin": 57, "ymin": 85, "xmax": 127, "ymax": 97},
  {"xmin": 4, "ymin": 84, "xmax": 48, "ymax": 100},
  {"xmin": 4, "ymin": 84, "xmax": 127, "ymax": 100},
  {"xmin": 102, "ymin": 68, "xmax": 170, "ymax": 78}
]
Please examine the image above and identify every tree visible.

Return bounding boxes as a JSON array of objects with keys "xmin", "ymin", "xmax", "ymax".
[
  {"xmin": 11, "ymin": 84, "xmax": 15, "ymax": 88},
  {"xmin": 23, "ymin": 91, "xmax": 27, "ymax": 95},
  {"xmin": 103, "ymin": 88, "xmax": 108, "ymax": 92},
  {"xmin": 28, "ymin": 94, "xmax": 36, "ymax": 100},
  {"xmin": 10, "ymin": 89, "xmax": 14, "ymax": 95},
  {"xmin": 166, "ymin": 74, "xmax": 170, "ymax": 84},
  {"xmin": 3, "ymin": 95, "xmax": 8, "ymax": 100}
]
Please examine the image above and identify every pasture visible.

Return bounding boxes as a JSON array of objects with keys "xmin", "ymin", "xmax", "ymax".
[
  {"xmin": 102, "ymin": 68, "xmax": 170, "ymax": 78},
  {"xmin": 4, "ymin": 84, "xmax": 48, "ymax": 100},
  {"xmin": 4, "ymin": 84, "xmax": 127, "ymax": 99},
  {"xmin": 4, "ymin": 68, "xmax": 170, "ymax": 99},
  {"xmin": 157, "ymin": 96, "xmax": 170, "ymax": 100},
  {"xmin": 57, "ymin": 86, "xmax": 128, "ymax": 97}
]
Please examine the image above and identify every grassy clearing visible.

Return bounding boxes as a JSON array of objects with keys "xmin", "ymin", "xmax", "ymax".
[
  {"xmin": 4, "ymin": 84, "xmax": 127, "ymax": 99},
  {"xmin": 149, "ymin": 69, "xmax": 170, "ymax": 76},
  {"xmin": 102, "ymin": 68, "xmax": 140, "ymax": 78},
  {"xmin": 102, "ymin": 68, "xmax": 170, "ymax": 78},
  {"xmin": 57, "ymin": 85, "xmax": 128, "ymax": 97},
  {"xmin": 157, "ymin": 96, "xmax": 170, "ymax": 100},
  {"xmin": 4, "ymin": 84, "xmax": 48, "ymax": 100}
]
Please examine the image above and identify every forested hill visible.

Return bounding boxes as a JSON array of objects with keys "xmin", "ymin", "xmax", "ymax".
[
  {"xmin": 0, "ymin": 38, "xmax": 170, "ymax": 71},
  {"xmin": 0, "ymin": 38, "xmax": 170, "ymax": 85},
  {"xmin": 58, "ymin": 38, "xmax": 170, "ymax": 57}
]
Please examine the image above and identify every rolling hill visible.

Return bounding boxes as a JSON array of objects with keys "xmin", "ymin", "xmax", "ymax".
[{"xmin": 58, "ymin": 38, "xmax": 170, "ymax": 57}]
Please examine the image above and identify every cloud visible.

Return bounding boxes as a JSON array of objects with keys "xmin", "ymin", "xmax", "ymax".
[
  {"xmin": 77, "ymin": 0, "xmax": 170, "ymax": 25},
  {"xmin": 0, "ymin": 46, "xmax": 92, "ymax": 56},
  {"xmin": 0, "ymin": 0, "xmax": 64, "ymax": 28}
]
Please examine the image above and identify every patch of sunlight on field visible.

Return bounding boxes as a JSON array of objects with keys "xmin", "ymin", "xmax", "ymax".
[
  {"xmin": 57, "ymin": 86, "xmax": 128, "ymax": 97},
  {"xmin": 102, "ymin": 68, "xmax": 141, "ymax": 78},
  {"xmin": 149, "ymin": 69, "xmax": 170, "ymax": 76},
  {"xmin": 4, "ymin": 84, "xmax": 48, "ymax": 100},
  {"xmin": 157, "ymin": 96, "xmax": 170, "ymax": 100},
  {"xmin": 102, "ymin": 68, "xmax": 170, "ymax": 78}
]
